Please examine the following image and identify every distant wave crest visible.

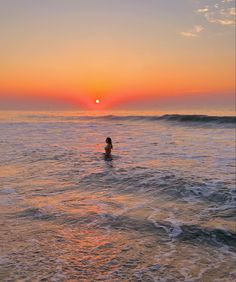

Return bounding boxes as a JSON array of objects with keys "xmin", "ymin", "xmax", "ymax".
[
  {"xmin": 26, "ymin": 113, "xmax": 236, "ymax": 124},
  {"xmin": 158, "ymin": 114, "xmax": 236, "ymax": 124},
  {"xmin": 100, "ymin": 114, "xmax": 236, "ymax": 124}
]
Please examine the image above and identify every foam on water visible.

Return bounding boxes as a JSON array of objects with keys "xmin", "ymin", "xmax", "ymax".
[{"xmin": 0, "ymin": 111, "xmax": 235, "ymax": 281}]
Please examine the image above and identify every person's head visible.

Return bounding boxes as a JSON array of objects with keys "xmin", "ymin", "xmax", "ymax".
[{"xmin": 106, "ymin": 137, "xmax": 113, "ymax": 148}]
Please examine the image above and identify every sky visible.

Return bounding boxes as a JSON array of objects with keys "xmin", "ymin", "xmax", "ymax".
[{"xmin": 0, "ymin": 0, "xmax": 235, "ymax": 110}]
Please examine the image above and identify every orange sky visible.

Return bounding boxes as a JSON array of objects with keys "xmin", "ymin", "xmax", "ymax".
[{"xmin": 0, "ymin": 0, "xmax": 235, "ymax": 109}]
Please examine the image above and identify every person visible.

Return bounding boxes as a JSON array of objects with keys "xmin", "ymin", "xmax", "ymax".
[{"xmin": 104, "ymin": 137, "xmax": 113, "ymax": 159}]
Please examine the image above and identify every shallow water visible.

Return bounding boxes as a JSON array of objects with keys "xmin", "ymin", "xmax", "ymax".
[{"xmin": 0, "ymin": 111, "xmax": 235, "ymax": 281}]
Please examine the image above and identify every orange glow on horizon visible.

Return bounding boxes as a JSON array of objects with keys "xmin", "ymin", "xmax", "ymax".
[{"xmin": 0, "ymin": 1, "xmax": 234, "ymax": 110}]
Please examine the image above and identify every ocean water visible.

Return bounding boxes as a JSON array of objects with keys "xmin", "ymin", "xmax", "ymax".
[{"xmin": 0, "ymin": 110, "xmax": 235, "ymax": 281}]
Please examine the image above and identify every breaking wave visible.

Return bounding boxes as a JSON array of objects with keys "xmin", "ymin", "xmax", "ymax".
[
  {"xmin": 26, "ymin": 114, "xmax": 236, "ymax": 125},
  {"xmin": 158, "ymin": 114, "xmax": 236, "ymax": 124},
  {"xmin": 94, "ymin": 114, "xmax": 236, "ymax": 125}
]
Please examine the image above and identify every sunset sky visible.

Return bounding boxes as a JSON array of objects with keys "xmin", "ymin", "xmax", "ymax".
[{"xmin": 0, "ymin": 0, "xmax": 235, "ymax": 110}]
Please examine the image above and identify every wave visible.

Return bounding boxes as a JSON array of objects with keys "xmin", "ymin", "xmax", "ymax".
[
  {"xmin": 25, "ymin": 113, "xmax": 236, "ymax": 124},
  {"xmin": 158, "ymin": 114, "xmax": 236, "ymax": 124},
  {"xmin": 98, "ymin": 114, "xmax": 236, "ymax": 124}
]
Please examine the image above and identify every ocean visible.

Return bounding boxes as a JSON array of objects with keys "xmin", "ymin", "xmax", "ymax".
[{"xmin": 0, "ymin": 110, "xmax": 235, "ymax": 281}]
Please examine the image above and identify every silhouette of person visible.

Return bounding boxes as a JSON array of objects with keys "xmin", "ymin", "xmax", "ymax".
[{"xmin": 104, "ymin": 137, "xmax": 113, "ymax": 159}]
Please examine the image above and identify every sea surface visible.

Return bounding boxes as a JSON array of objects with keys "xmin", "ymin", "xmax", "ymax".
[{"xmin": 0, "ymin": 110, "xmax": 235, "ymax": 281}]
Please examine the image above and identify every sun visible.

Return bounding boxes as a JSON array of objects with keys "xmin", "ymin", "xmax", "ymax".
[{"xmin": 95, "ymin": 99, "xmax": 100, "ymax": 104}]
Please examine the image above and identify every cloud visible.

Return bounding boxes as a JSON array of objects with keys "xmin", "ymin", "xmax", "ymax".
[
  {"xmin": 196, "ymin": 1, "xmax": 235, "ymax": 26},
  {"xmin": 195, "ymin": 25, "xmax": 204, "ymax": 32},
  {"xmin": 197, "ymin": 7, "xmax": 209, "ymax": 13},
  {"xmin": 180, "ymin": 25, "xmax": 204, "ymax": 37}
]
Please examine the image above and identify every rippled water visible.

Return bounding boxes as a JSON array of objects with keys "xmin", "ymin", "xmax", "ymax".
[{"xmin": 0, "ymin": 111, "xmax": 235, "ymax": 281}]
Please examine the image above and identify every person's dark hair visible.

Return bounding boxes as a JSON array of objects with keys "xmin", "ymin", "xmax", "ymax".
[{"xmin": 106, "ymin": 137, "xmax": 113, "ymax": 149}]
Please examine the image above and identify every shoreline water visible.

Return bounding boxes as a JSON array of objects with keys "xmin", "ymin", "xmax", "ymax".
[{"xmin": 0, "ymin": 110, "xmax": 235, "ymax": 281}]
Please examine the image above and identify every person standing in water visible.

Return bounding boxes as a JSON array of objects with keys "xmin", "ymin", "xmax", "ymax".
[{"xmin": 105, "ymin": 137, "xmax": 113, "ymax": 159}]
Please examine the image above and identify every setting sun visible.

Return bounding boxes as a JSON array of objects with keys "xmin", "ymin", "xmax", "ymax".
[{"xmin": 95, "ymin": 99, "xmax": 100, "ymax": 104}]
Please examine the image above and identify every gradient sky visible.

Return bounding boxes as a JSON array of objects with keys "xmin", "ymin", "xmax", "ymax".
[{"xmin": 0, "ymin": 0, "xmax": 235, "ymax": 109}]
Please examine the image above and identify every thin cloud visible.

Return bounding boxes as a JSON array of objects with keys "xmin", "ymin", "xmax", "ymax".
[
  {"xmin": 180, "ymin": 32, "xmax": 198, "ymax": 37},
  {"xmin": 196, "ymin": 0, "xmax": 235, "ymax": 26},
  {"xmin": 197, "ymin": 7, "xmax": 209, "ymax": 13},
  {"xmin": 180, "ymin": 25, "xmax": 204, "ymax": 38},
  {"xmin": 195, "ymin": 25, "xmax": 204, "ymax": 32}
]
